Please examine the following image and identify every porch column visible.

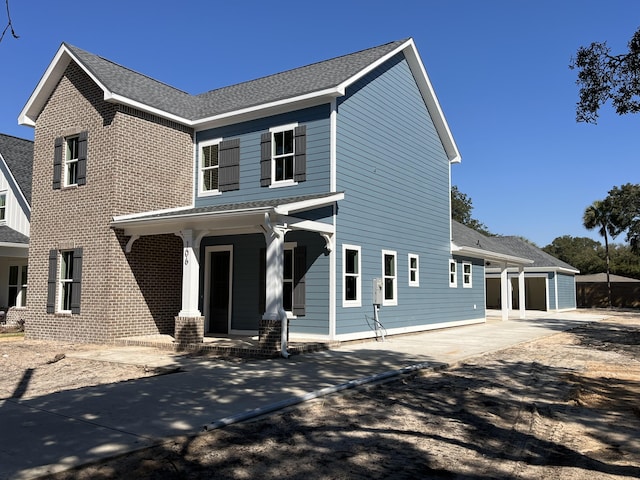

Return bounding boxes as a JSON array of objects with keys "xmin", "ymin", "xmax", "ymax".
[
  {"xmin": 518, "ymin": 266, "xmax": 526, "ymax": 319},
  {"xmin": 260, "ymin": 215, "xmax": 288, "ymax": 351},
  {"xmin": 178, "ymin": 229, "xmax": 201, "ymax": 317},
  {"xmin": 500, "ymin": 264, "xmax": 509, "ymax": 321}
]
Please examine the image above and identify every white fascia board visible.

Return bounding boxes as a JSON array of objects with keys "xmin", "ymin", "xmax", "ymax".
[
  {"xmin": 452, "ymin": 244, "xmax": 533, "ymax": 266},
  {"xmin": 0, "ymin": 242, "xmax": 28, "ymax": 249},
  {"xmin": 19, "ymin": 45, "xmax": 73, "ymax": 126},
  {"xmin": 274, "ymin": 192, "xmax": 345, "ymax": 215},
  {"xmin": 112, "ymin": 205, "xmax": 194, "ymax": 223},
  {"xmin": 0, "ymin": 154, "xmax": 30, "ymax": 212},
  {"xmin": 280, "ymin": 216, "xmax": 335, "ymax": 235},
  {"xmin": 105, "ymin": 93, "xmax": 193, "ymax": 126}
]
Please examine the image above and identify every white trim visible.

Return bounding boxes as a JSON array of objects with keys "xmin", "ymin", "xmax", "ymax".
[
  {"xmin": 462, "ymin": 261, "xmax": 472, "ymax": 288},
  {"xmin": 330, "ymin": 98, "xmax": 337, "ymax": 192},
  {"xmin": 382, "ymin": 249, "xmax": 397, "ymax": 306},
  {"xmin": 408, "ymin": 253, "xmax": 419, "ymax": 287},
  {"xmin": 269, "ymin": 123, "xmax": 299, "ymax": 186},
  {"xmin": 113, "ymin": 205, "xmax": 194, "ymax": 222},
  {"xmin": 342, "ymin": 244, "xmax": 362, "ymax": 308},
  {"xmin": 329, "ymin": 204, "xmax": 337, "ymax": 339},
  {"xmin": 197, "ymin": 137, "xmax": 223, "ymax": 197},
  {"xmin": 449, "ymin": 259, "xmax": 457, "ymax": 288},
  {"xmin": 452, "ymin": 243, "xmax": 533, "ymax": 266},
  {"xmin": 57, "ymin": 250, "xmax": 73, "ymax": 314},
  {"xmin": 203, "ymin": 245, "xmax": 233, "ymax": 334},
  {"xmin": 275, "ymin": 192, "xmax": 344, "ymax": 215}
]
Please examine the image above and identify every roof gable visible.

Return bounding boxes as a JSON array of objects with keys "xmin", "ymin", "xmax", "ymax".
[
  {"xmin": 20, "ymin": 39, "xmax": 460, "ymax": 163},
  {"xmin": 0, "ymin": 133, "xmax": 33, "ymax": 205}
]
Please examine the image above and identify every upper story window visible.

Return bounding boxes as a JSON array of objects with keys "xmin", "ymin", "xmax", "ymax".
[
  {"xmin": 260, "ymin": 124, "xmax": 306, "ymax": 188},
  {"xmin": 54, "ymin": 131, "xmax": 87, "ymax": 189},
  {"xmin": 463, "ymin": 262, "xmax": 472, "ymax": 288},
  {"xmin": 382, "ymin": 250, "xmax": 397, "ymax": 306},
  {"xmin": 0, "ymin": 193, "xmax": 6, "ymax": 222},
  {"xmin": 65, "ymin": 136, "xmax": 79, "ymax": 186},
  {"xmin": 449, "ymin": 260, "xmax": 457, "ymax": 288},
  {"xmin": 343, "ymin": 245, "xmax": 361, "ymax": 307},
  {"xmin": 198, "ymin": 138, "xmax": 240, "ymax": 196},
  {"xmin": 408, "ymin": 253, "xmax": 419, "ymax": 287}
]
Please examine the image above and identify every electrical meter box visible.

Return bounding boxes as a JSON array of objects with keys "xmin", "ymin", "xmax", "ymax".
[{"xmin": 372, "ymin": 278, "xmax": 383, "ymax": 305}]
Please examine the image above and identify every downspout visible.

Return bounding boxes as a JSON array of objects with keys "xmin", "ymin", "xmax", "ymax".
[{"xmin": 264, "ymin": 212, "xmax": 290, "ymax": 359}]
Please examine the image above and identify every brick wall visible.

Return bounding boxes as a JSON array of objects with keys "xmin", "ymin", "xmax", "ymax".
[{"xmin": 25, "ymin": 62, "xmax": 193, "ymax": 343}]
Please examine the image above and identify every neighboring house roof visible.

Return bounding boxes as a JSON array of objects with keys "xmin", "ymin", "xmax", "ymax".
[
  {"xmin": 491, "ymin": 236, "xmax": 579, "ymax": 273},
  {"xmin": 0, "ymin": 133, "xmax": 33, "ymax": 205},
  {"xmin": 451, "ymin": 221, "xmax": 533, "ymax": 266},
  {"xmin": 19, "ymin": 39, "xmax": 460, "ymax": 163},
  {"xmin": 576, "ymin": 273, "xmax": 640, "ymax": 283},
  {"xmin": 0, "ymin": 225, "xmax": 29, "ymax": 245}
]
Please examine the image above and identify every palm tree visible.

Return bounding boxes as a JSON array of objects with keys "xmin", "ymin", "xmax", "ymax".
[{"xmin": 583, "ymin": 200, "xmax": 616, "ymax": 308}]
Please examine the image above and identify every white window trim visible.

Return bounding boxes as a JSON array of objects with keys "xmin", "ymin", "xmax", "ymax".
[
  {"xmin": 342, "ymin": 244, "xmax": 361, "ymax": 307},
  {"xmin": 463, "ymin": 262, "xmax": 473, "ymax": 288},
  {"xmin": 64, "ymin": 135, "xmax": 79, "ymax": 187},
  {"xmin": 449, "ymin": 259, "xmax": 457, "ymax": 288},
  {"xmin": 0, "ymin": 191, "xmax": 6, "ymax": 224},
  {"xmin": 382, "ymin": 249, "xmax": 397, "ymax": 306},
  {"xmin": 408, "ymin": 253, "xmax": 419, "ymax": 287},
  {"xmin": 198, "ymin": 137, "xmax": 223, "ymax": 197},
  {"xmin": 57, "ymin": 250, "xmax": 73, "ymax": 313},
  {"xmin": 8, "ymin": 264, "xmax": 27, "ymax": 307},
  {"xmin": 269, "ymin": 123, "xmax": 298, "ymax": 188}
]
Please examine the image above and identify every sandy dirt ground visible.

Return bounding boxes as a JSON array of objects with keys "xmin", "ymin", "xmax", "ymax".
[{"xmin": 2, "ymin": 311, "xmax": 640, "ymax": 479}]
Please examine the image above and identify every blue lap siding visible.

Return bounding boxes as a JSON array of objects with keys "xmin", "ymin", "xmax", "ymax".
[{"xmin": 334, "ymin": 52, "xmax": 482, "ymax": 337}]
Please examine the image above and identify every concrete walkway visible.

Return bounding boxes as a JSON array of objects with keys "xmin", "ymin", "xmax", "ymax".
[{"xmin": 0, "ymin": 310, "xmax": 607, "ymax": 479}]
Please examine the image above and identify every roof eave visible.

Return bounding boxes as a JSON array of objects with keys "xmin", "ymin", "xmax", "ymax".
[{"xmin": 452, "ymin": 244, "xmax": 533, "ymax": 266}]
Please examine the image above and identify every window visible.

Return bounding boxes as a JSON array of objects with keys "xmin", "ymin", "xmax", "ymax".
[
  {"xmin": 0, "ymin": 193, "xmax": 5, "ymax": 221},
  {"xmin": 200, "ymin": 140, "xmax": 220, "ymax": 193},
  {"xmin": 259, "ymin": 245, "xmax": 306, "ymax": 317},
  {"xmin": 8, "ymin": 265, "xmax": 27, "ymax": 307},
  {"xmin": 198, "ymin": 138, "xmax": 240, "ymax": 195},
  {"xmin": 54, "ymin": 131, "xmax": 87, "ymax": 189},
  {"xmin": 47, "ymin": 248, "xmax": 83, "ymax": 314},
  {"xmin": 449, "ymin": 260, "xmax": 457, "ymax": 288},
  {"xmin": 260, "ymin": 124, "xmax": 306, "ymax": 187},
  {"xmin": 343, "ymin": 245, "xmax": 361, "ymax": 307},
  {"xmin": 408, "ymin": 254, "xmax": 419, "ymax": 287},
  {"xmin": 463, "ymin": 262, "xmax": 472, "ymax": 288},
  {"xmin": 382, "ymin": 250, "xmax": 397, "ymax": 306},
  {"xmin": 65, "ymin": 136, "xmax": 79, "ymax": 186}
]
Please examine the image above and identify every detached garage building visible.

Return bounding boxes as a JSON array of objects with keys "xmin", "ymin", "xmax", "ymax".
[{"xmin": 486, "ymin": 236, "xmax": 579, "ymax": 312}]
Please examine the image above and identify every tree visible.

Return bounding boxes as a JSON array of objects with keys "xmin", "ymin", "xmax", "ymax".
[
  {"xmin": 569, "ymin": 26, "xmax": 640, "ymax": 123},
  {"xmin": 543, "ymin": 235, "xmax": 605, "ymax": 274},
  {"xmin": 607, "ymin": 183, "xmax": 640, "ymax": 253},
  {"xmin": 583, "ymin": 200, "xmax": 617, "ymax": 307},
  {"xmin": 451, "ymin": 185, "xmax": 491, "ymax": 235}
]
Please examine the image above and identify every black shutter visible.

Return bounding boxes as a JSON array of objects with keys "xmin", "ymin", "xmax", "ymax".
[
  {"xmin": 77, "ymin": 131, "xmax": 88, "ymax": 186},
  {"xmin": 260, "ymin": 132, "xmax": 271, "ymax": 187},
  {"xmin": 293, "ymin": 246, "xmax": 306, "ymax": 316},
  {"xmin": 70, "ymin": 248, "xmax": 83, "ymax": 315},
  {"xmin": 53, "ymin": 137, "xmax": 63, "ymax": 190},
  {"xmin": 259, "ymin": 247, "xmax": 266, "ymax": 314},
  {"xmin": 218, "ymin": 138, "xmax": 240, "ymax": 192},
  {"xmin": 294, "ymin": 125, "xmax": 306, "ymax": 182},
  {"xmin": 46, "ymin": 250, "xmax": 58, "ymax": 313}
]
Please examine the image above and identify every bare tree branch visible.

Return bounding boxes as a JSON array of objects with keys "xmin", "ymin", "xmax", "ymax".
[{"xmin": 0, "ymin": 0, "xmax": 19, "ymax": 43}]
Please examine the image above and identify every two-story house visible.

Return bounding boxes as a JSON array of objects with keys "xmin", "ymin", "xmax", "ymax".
[
  {"xmin": 19, "ymin": 38, "xmax": 537, "ymax": 353},
  {"xmin": 0, "ymin": 134, "xmax": 32, "ymax": 323}
]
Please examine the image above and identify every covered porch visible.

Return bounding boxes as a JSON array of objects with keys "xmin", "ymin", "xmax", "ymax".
[{"xmin": 111, "ymin": 193, "xmax": 343, "ymax": 357}]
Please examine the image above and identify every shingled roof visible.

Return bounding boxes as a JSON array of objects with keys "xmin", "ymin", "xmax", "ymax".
[
  {"xmin": 0, "ymin": 133, "xmax": 33, "ymax": 205},
  {"xmin": 492, "ymin": 236, "xmax": 579, "ymax": 272},
  {"xmin": 64, "ymin": 39, "xmax": 407, "ymax": 121}
]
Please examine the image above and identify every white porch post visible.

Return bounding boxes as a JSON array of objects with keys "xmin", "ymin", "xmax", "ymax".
[
  {"xmin": 262, "ymin": 222, "xmax": 286, "ymax": 321},
  {"xmin": 518, "ymin": 266, "xmax": 526, "ymax": 319},
  {"xmin": 178, "ymin": 229, "xmax": 201, "ymax": 317},
  {"xmin": 500, "ymin": 264, "xmax": 509, "ymax": 321}
]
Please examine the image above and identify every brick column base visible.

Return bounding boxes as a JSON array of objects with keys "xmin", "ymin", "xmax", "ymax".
[
  {"xmin": 175, "ymin": 316, "xmax": 204, "ymax": 344},
  {"xmin": 259, "ymin": 319, "xmax": 283, "ymax": 351}
]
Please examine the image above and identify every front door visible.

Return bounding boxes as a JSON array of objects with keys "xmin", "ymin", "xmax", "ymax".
[{"xmin": 206, "ymin": 247, "xmax": 232, "ymax": 334}]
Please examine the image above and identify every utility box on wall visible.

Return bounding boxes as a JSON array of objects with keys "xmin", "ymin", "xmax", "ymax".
[{"xmin": 372, "ymin": 278, "xmax": 383, "ymax": 306}]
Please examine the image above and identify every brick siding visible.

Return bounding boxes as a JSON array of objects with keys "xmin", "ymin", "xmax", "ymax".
[{"xmin": 25, "ymin": 62, "xmax": 193, "ymax": 343}]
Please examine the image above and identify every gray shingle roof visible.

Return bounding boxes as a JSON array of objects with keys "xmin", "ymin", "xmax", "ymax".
[
  {"xmin": 452, "ymin": 221, "xmax": 522, "ymax": 259},
  {"xmin": 65, "ymin": 39, "xmax": 407, "ymax": 121},
  {"xmin": 0, "ymin": 134, "xmax": 33, "ymax": 205},
  {"xmin": 0, "ymin": 225, "xmax": 29, "ymax": 244},
  {"xmin": 491, "ymin": 236, "xmax": 578, "ymax": 271}
]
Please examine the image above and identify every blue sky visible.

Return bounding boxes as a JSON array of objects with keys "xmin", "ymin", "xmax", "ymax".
[{"xmin": 1, "ymin": 0, "xmax": 638, "ymax": 247}]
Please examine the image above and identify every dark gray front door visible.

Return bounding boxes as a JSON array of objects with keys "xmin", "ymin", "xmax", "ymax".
[{"xmin": 209, "ymin": 251, "xmax": 231, "ymax": 334}]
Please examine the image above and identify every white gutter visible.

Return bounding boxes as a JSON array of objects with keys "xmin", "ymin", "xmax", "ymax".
[{"xmin": 452, "ymin": 245, "xmax": 533, "ymax": 266}]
